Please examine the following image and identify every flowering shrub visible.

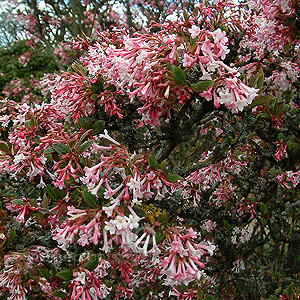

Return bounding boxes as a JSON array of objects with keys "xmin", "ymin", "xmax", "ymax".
[{"xmin": 0, "ymin": 0, "xmax": 300, "ymax": 299}]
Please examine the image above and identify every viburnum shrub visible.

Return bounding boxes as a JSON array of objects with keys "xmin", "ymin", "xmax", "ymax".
[{"xmin": 0, "ymin": 0, "xmax": 300, "ymax": 299}]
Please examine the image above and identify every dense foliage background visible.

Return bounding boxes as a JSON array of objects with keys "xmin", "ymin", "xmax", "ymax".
[{"xmin": 0, "ymin": 0, "xmax": 299, "ymax": 299}]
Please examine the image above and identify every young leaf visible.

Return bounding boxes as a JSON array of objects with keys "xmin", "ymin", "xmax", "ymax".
[
  {"xmin": 183, "ymin": 9, "xmax": 189, "ymax": 22},
  {"xmin": 52, "ymin": 143, "xmax": 69, "ymax": 155},
  {"xmin": 192, "ymin": 80, "xmax": 214, "ymax": 92}
]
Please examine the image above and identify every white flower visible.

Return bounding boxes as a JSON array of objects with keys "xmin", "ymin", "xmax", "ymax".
[
  {"xmin": 13, "ymin": 153, "xmax": 26, "ymax": 164},
  {"xmin": 75, "ymin": 272, "xmax": 86, "ymax": 284},
  {"xmin": 188, "ymin": 25, "xmax": 201, "ymax": 39},
  {"xmin": 127, "ymin": 177, "xmax": 141, "ymax": 190},
  {"xmin": 232, "ymin": 259, "xmax": 245, "ymax": 273},
  {"xmin": 99, "ymin": 129, "xmax": 120, "ymax": 146},
  {"xmin": 127, "ymin": 214, "xmax": 140, "ymax": 230},
  {"xmin": 112, "ymin": 215, "xmax": 128, "ymax": 231}
]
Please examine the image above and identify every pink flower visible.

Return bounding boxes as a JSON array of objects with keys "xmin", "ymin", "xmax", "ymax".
[
  {"xmin": 188, "ymin": 25, "xmax": 201, "ymax": 39},
  {"xmin": 182, "ymin": 53, "xmax": 195, "ymax": 68}
]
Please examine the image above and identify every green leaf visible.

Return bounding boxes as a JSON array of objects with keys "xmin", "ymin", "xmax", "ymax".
[
  {"xmin": 97, "ymin": 186, "xmax": 105, "ymax": 200},
  {"xmin": 249, "ymin": 69, "xmax": 264, "ymax": 88},
  {"xmin": 257, "ymin": 113, "xmax": 270, "ymax": 119},
  {"xmin": 223, "ymin": 220, "xmax": 229, "ymax": 228},
  {"xmin": 160, "ymin": 210, "xmax": 168, "ymax": 225},
  {"xmin": 52, "ymin": 291, "xmax": 67, "ymax": 298},
  {"xmin": 45, "ymin": 186, "xmax": 59, "ymax": 201},
  {"xmin": 30, "ymin": 115, "xmax": 35, "ymax": 127},
  {"xmin": 248, "ymin": 94, "xmax": 272, "ymax": 108},
  {"xmin": 44, "ymin": 147, "xmax": 55, "ymax": 155},
  {"xmin": 261, "ymin": 217, "xmax": 267, "ymax": 225},
  {"xmin": 42, "ymin": 193, "xmax": 49, "ymax": 211},
  {"xmin": 287, "ymin": 141, "xmax": 297, "ymax": 149},
  {"xmin": 77, "ymin": 117, "xmax": 91, "ymax": 129},
  {"xmin": 278, "ymin": 133, "xmax": 286, "ymax": 144},
  {"xmin": 249, "ymin": 72, "xmax": 260, "ymax": 87},
  {"xmin": 56, "ymin": 269, "xmax": 73, "ymax": 281},
  {"xmin": 192, "ymin": 80, "xmax": 214, "ymax": 92},
  {"xmin": 165, "ymin": 173, "xmax": 182, "ymax": 183},
  {"xmin": 70, "ymin": 62, "xmax": 87, "ymax": 76},
  {"xmin": 51, "ymin": 263, "xmax": 57, "ymax": 276},
  {"xmin": 83, "ymin": 187, "xmax": 98, "ymax": 208},
  {"xmin": 106, "ymin": 84, "xmax": 116, "ymax": 92},
  {"xmin": 12, "ymin": 199, "xmax": 25, "ymax": 206},
  {"xmin": 0, "ymin": 142, "xmax": 10, "ymax": 154},
  {"xmin": 183, "ymin": 9, "xmax": 189, "ymax": 22},
  {"xmin": 91, "ymin": 94, "xmax": 98, "ymax": 100},
  {"xmin": 70, "ymin": 189, "xmax": 79, "ymax": 200},
  {"xmin": 77, "ymin": 140, "xmax": 93, "ymax": 154},
  {"xmin": 84, "ymin": 254, "xmax": 99, "ymax": 271},
  {"xmin": 69, "ymin": 139, "xmax": 76, "ymax": 149},
  {"xmin": 78, "ymin": 129, "xmax": 92, "ymax": 146},
  {"xmin": 92, "ymin": 120, "xmax": 105, "ymax": 135},
  {"xmin": 155, "ymin": 231, "xmax": 165, "ymax": 244},
  {"xmin": 287, "ymin": 283, "xmax": 293, "ymax": 296},
  {"xmin": 148, "ymin": 153, "xmax": 159, "ymax": 170},
  {"xmin": 39, "ymin": 269, "xmax": 51, "ymax": 281},
  {"xmin": 4, "ymin": 229, "xmax": 16, "ymax": 248},
  {"xmin": 273, "ymin": 99, "xmax": 279, "ymax": 115},
  {"xmin": 204, "ymin": 295, "xmax": 216, "ymax": 300},
  {"xmin": 91, "ymin": 77, "xmax": 104, "ymax": 93},
  {"xmin": 96, "ymin": 76, "xmax": 104, "ymax": 92},
  {"xmin": 257, "ymin": 69, "xmax": 264, "ymax": 89},
  {"xmin": 172, "ymin": 65, "xmax": 186, "ymax": 85},
  {"xmin": 133, "ymin": 205, "xmax": 146, "ymax": 218},
  {"xmin": 160, "ymin": 159, "xmax": 167, "ymax": 173},
  {"xmin": 52, "ymin": 143, "xmax": 69, "ymax": 155},
  {"xmin": 260, "ymin": 203, "xmax": 267, "ymax": 215}
]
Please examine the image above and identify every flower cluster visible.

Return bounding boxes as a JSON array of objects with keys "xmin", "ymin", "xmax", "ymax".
[{"xmin": 0, "ymin": 0, "xmax": 299, "ymax": 299}]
